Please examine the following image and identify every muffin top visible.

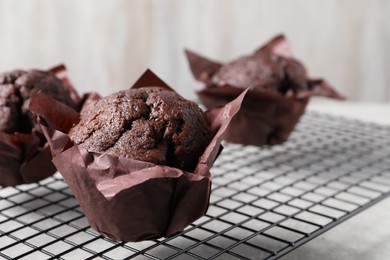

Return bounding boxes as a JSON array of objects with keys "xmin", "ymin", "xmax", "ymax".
[
  {"xmin": 211, "ymin": 51, "xmax": 308, "ymax": 94},
  {"xmin": 0, "ymin": 69, "xmax": 77, "ymax": 133},
  {"xmin": 69, "ymin": 87, "xmax": 212, "ymax": 171}
]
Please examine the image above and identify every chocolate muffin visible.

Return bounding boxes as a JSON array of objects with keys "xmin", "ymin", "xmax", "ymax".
[
  {"xmin": 0, "ymin": 69, "xmax": 77, "ymax": 133},
  {"xmin": 186, "ymin": 34, "xmax": 344, "ymax": 146},
  {"xmin": 211, "ymin": 51, "xmax": 307, "ymax": 95},
  {"xmin": 69, "ymin": 87, "xmax": 212, "ymax": 171}
]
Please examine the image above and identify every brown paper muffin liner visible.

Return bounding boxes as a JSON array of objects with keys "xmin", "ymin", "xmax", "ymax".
[
  {"xmin": 29, "ymin": 69, "xmax": 246, "ymax": 242},
  {"xmin": 0, "ymin": 64, "xmax": 92, "ymax": 187},
  {"xmin": 185, "ymin": 34, "xmax": 345, "ymax": 146}
]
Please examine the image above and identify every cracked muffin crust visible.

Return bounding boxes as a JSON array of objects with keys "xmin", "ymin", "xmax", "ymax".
[
  {"xmin": 0, "ymin": 69, "xmax": 77, "ymax": 133},
  {"xmin": 69, "ymin": 87, "xmax": 212, "ymax": 171},
  {"xmin": 211, "ymin": 51, "xmax": 307, "ymax": 95}
]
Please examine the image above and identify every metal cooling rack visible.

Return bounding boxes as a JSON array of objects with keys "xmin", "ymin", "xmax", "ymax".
[{"xmin": 1, "ymin": 111, "xmax": 390, "ymax": 260}]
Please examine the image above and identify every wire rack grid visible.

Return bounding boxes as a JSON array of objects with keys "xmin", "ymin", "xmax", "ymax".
[{"xmin": 0, "ymin": 111, "xmax": 390, "ymax": 260}]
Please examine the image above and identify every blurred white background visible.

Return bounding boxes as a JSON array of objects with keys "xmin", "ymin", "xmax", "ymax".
[{"xmin": 0, "ymin": 0, "xmax": 388, "ymax": 101}]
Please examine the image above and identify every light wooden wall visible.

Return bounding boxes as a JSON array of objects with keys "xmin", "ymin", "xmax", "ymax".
[{"xmin": 0, "ymin": 0, "xmax": 388, "ymax": 101}]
